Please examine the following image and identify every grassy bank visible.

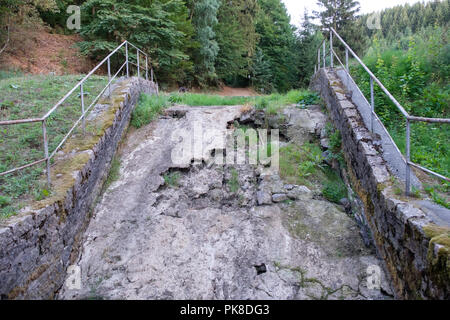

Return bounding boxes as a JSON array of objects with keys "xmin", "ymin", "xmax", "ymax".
[{"xmin": 0, "ymin": 74, "xmax": 108, "ymax": 219}]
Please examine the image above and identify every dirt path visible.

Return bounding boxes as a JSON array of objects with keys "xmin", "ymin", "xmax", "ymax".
[{"xmin": 58, "ymin": 105, "xmax": 392, "ymax": 300}]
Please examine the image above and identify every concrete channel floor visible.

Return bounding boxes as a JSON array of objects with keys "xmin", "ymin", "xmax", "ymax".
[{"xmin": 58, "ymin": 105, "xmax": 393, "ymax": 300}]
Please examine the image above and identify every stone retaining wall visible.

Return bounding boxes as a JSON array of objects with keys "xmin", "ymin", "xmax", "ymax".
[
  {"xmin": 0, "ymin": 77, "xmax": 157, "ymax": 299},
  {"xmin": 311, "ymin": 68, "xmax": 449, "ymax": 299}
]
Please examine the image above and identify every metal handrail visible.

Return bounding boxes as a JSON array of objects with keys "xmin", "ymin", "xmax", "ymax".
[
  {"xmin": 314, "ymin": 28, "xmax": 450, "ymax": 195},
  {"xmin": 0, "ymin": 40, "xmax": 158, "ymax": 187}
]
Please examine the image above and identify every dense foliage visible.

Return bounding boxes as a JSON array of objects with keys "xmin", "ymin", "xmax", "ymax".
[
  {"xmin": 352, "ymin": 26, "xmax": 449, "ymax": 180},
  {"xmin": 1, "ymin": 0, "xmax": 323, "ymax": 92}
]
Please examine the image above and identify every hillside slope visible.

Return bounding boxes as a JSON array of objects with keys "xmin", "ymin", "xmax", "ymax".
[{"xmin": 0, "ymin": 27, "xmax": 94, "ymax": 75}]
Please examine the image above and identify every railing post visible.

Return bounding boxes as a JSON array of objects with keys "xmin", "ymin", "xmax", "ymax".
[
  {"xmin": 80, "ymin": 83, "xmax": 85, "ymax": 135},
  {"xmin": 405, "ymin": 119, "xmax": 411, "ymax": 196},
  {"xmin": 330, "ymin": 30, "xmax": 333, "ymax": 69},
  {"xmin": 345, "ymin": 47, "xmax": 349, "ymax": 71},
  {"xmin": 370, "ymin": 77, "xmax": 374, "ymax": 133},
  {"xmin": 323, "ymin": 41, "xmax": 326, "ymax": 68},
  {"xmin": 151, "ymin": 68, "xmax": 154, "ymax": 82},
  {"xmin": 145, "ymin": 55, "xmax": 148, "ymax": 81},
  {"xmin": 107, "ymin": 57, "xmax": 111, "ymax": 97},
  {"xmin": 137, "ymin": 49, "xmax": 140, "ymax": 78},
  {"xmin": 42, "ymin": 120, "xmax": 51, "ymax": 187},
  {"xmin": 125, "ymin": 41, "xmax": 129, "ymax": 78}
]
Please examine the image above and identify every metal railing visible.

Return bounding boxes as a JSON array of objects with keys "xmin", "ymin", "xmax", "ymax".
[
  {"xmin": 0, "ymin": 40, "xmax": 157, "ymax": 186},
  {"xmin": 314, "ymin": 28, "xmax": 450, "ymax": 196}
]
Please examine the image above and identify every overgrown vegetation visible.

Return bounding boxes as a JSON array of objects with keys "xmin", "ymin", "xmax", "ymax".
[
  {"xmin": 228, "ymin": 168, "xmax": 240, "ymax": 193},
  {"xmin": 163, "ymin": 171, "xmax": 181, "ymax": 188},
  {"xmin": 131, "ymin": 94, "xmax": 171, "ymax": 129},
  {"xmin": 351, "ymin": 25, "xmax": 449, "ymax": 198},
  {"xmin": 103, "ymin": 156, "xmax": 121, "ymax": 190},
  {"xmin": 0, "ymin": 0, "xmax": 326, "ymax": 92},
  {"xmin": 279, "ymin": 142, "xmax": 346, "ymax": 203}
]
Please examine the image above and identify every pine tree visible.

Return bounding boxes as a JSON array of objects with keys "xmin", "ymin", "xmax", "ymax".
[
  {"xmin": 214, "ymin": 0, "xmax": 259, "ymax": 86},
  {"xmin": 255, "ymin": 0, "xmax": 297, "ymax": 92},
  {"xmin": 78, "ymin": 0, "xmax": 192, "ymax": 83},
  {"xmin": 313, "ymin": 0, "xmax": 364, "ymax": 54},
  {"xmin": 295, "ymin": 10, "xmax": 322, "ymax": 87},
  {"xmin": 192, "ymin": 0, "xmax": 221, "ymax": 85},
  {"xmin": 313, "ymin": 0, "xmax": 360, "ymax": 32}
]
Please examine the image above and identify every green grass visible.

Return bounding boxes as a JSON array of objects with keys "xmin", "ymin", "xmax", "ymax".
[
  {"xmin": 0, "ymin": 74, "xmax": 108, "ymax": 219},
  {"xmin": 163, "ymin": 171, "xmax": 181, "ymax": 187},
  {"xmin": 131, "ymin": 94, "xmax": 172, "ymax": 128},
  {"xmin": 168, "ymin": 93, "xmax": 251, "ymax": 106},
  {"xmin": 228, "ymin": 168, "xmax": 240, "ymax": 193},
  {"xmin": 0, "ymin": 69, "xmax": 23, "ymax": 80},
  {"xmin": 132, "ymin": 89, "xmax": 320, "ymax": 129},
  {"xmin": 425, "ymin": 184, "xmax": 450, "ymax": 209},
  {"xmin": 103, "ymin": 156, "xmax": 121, "ymax": 190},
  {"xmin": 279, "ymin": 142, "xmax": 347, "ymax": 202},
  {"xmin": 279, "ymin": 143, "xmax": 325, "ymax": 187},
  {"xmin": 321, "ymin": 169, "xmax": 348, "ymax": 204}
]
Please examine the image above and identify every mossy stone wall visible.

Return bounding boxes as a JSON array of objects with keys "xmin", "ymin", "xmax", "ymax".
[{"xmin": 311, "ymin": 69, "xmax": 449, "ymax": 299}]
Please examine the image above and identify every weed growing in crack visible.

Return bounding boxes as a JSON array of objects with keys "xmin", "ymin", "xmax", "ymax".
[
  {"xmin": 103, "ymin": 156, "xmax": 121, "ymax": 191},
  {"xmin": 163, "ymin": 172, "xmax": 181, "ymax": 188},
  {"xmin": 228, "ymin": 168, "xmax": 240, "ymax": 193}
]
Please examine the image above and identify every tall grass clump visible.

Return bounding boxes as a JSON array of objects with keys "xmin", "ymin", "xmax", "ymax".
[{"xmin": 131, "ymin": 94, "xmax": 171, "ymax": 128}]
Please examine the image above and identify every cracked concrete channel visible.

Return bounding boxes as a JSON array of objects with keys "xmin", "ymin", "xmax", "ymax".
[{"xmin": 58, "ymin": 103, "xmax": 394, "ymax": 300}]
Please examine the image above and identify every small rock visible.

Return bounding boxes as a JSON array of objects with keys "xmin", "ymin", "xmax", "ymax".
[
  {"xmin": 284, "ymin": 184, "xmax": 294, "ymax": 191},
  {"xmin": 257, "ymin": 191, "xmax": 272, "ymax": 205},
  {"xmin": 272, "ymin": 194, "xmax": 288, "ymax": 203},
  {"xmin": 339, "ymin": 198, "xmax": 352, "ymax": 214},
  {"xmin": 320, "ymin": 127, "xmax": 328, "ymax": 140},
  {"xmin": 56, "ymin": 174, "xmax": 63, "ymax": 178},
  {"xmin": 209, "ymin": 189, "xmax": 223, "ymax": 202},
  {"xmin": 287, "ymin": 186, "xmax": 311, "ymax": 200},
  {"xmin": 322, "ymin": 151, "xmax": 332, "ymax": 165},
  {"xmin": 320, "ymin": 138, "xmax": 330, "ymax": 150}
]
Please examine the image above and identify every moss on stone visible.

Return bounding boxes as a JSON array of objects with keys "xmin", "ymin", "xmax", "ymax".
[
  {"xmin": 32, "ymin": 81, "xmax": 132, "ymax": 212},
  {"xmin": 423, "ymin": 224, "xmax": 450, "ymax": 289}
]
